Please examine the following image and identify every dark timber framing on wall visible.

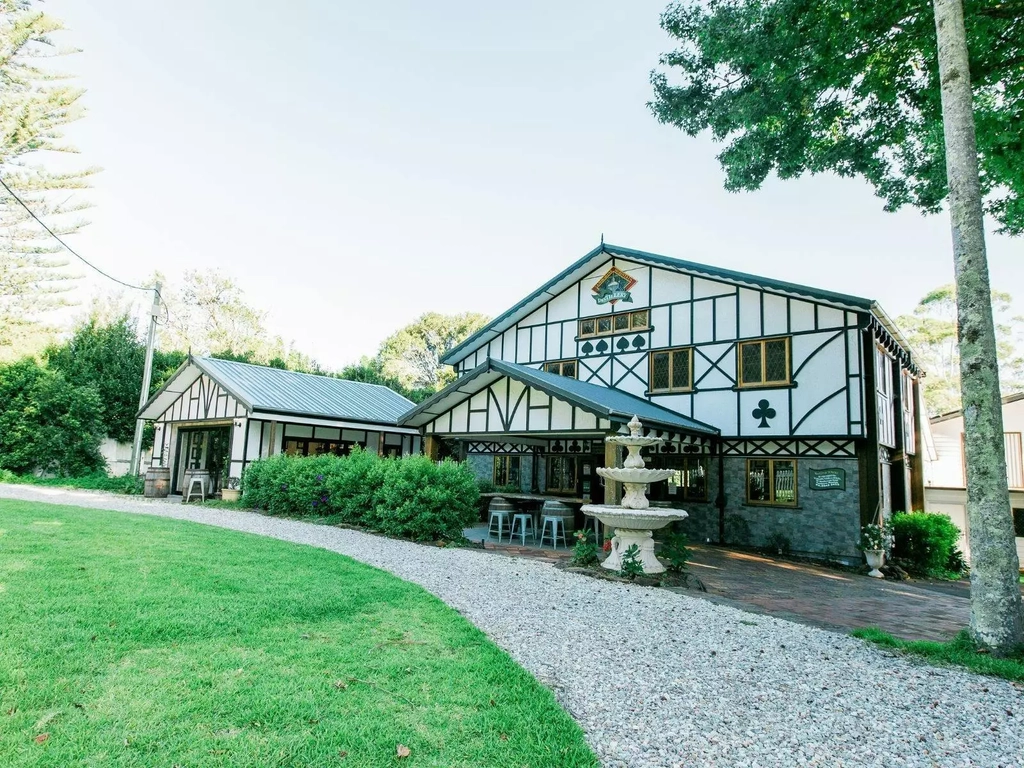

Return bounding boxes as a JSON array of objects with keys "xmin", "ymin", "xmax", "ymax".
[{"xmin": 445, "ymin": 245, "xmax": 920, "ymax": 443}]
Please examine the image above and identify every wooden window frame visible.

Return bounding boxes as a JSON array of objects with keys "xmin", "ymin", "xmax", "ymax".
[
  {"xmin": 648, "ymin": 347, "xmax": 694, "ymax": 393},
  {"xmin": 647, "ymin": 454, "xmax": 709, "ymax": 502},
  {"xmin": 745, "ymin": 458, "xmax": 798, "ymax": 507},
  {"xmin": 493, "ymin": 455, "xmax": 521, "ymax": 488},
  {"xmin": 579, "ymin": 309, "xmax": 650, "ymax": 338},
  {"xmin": 546, "ymin": 455, "xmax": 579, "ymax": 495},
  {"xmin": 543, "ymin": 359, "xmax": 578, "ymax": 378},
  {"xmin": 737, "ymin": 336, "xmax": 791, "ymax": 388}
]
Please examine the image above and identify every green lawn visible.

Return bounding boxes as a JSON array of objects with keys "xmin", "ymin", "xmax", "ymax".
[
  {"xmin": 0, "ymin": 499, "xmax": 597, "ymax": 767},
  {"xmin": 852, "ymin": 627, "xmax": 1024, "ymax": 682}
]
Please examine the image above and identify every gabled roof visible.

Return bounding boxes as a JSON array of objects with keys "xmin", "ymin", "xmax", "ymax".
[
  {"xmin": 931, "ymin": 391, "xmax": 1024, "ymax": 424},
  {"xmin": 398, "ymin": 357, "xmax": 720, "ymax": 437},
  {"xmin": 442, "ymin": 242, "xmax": 895, "ymax": 368},
  {"xmin": 138, "ymin": 356, "xmax": 414, "ymax": 425}
]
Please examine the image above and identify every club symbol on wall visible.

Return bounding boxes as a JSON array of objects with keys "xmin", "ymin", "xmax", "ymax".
[{"xmin": 752, "ymin": 399, "xmax": 776, "ymax": 428}]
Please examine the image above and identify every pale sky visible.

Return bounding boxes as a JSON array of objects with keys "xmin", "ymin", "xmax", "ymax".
[{"xmin": 45, "ymin": 0, "xmax": 1023, "ymax": 369}]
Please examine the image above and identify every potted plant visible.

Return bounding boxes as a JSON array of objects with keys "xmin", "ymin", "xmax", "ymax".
[
  {"xmin": 858, "ymin": 522, "xmax": 892, "ymax": 578},
  {"xmin": 221, "ymin": 477, "xmax": 241, "ymax": 502}
]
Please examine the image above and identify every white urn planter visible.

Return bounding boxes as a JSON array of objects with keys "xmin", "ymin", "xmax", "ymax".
[{"xmin": 864, "ymin": 549, "xmax": 885, "ymax": 578}]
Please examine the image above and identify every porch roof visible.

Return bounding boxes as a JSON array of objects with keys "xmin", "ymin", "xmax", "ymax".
[{"xmin": 397, "ymin": 358, "xmax": 720, "ymax": 437}]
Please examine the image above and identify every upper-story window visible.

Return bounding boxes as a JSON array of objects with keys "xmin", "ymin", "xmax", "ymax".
[
  {"xmin": 649, "ymin": 347, "xmax": 693, "ymax": 393},
  {"xmin": 738, "ymin": 337, "xmax": 791, "ymax": 387},
  {"xmin": 579, "ymin": 309, "xmax": 649, "ymax": 338},
  {"xmin": 543, "ymin": 360, "xmax": 577, "ymax": 378}
]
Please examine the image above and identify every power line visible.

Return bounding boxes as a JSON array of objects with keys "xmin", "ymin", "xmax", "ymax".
[{"xmin": 0, "ymin": 174, "xmax": 156, "ymax": 296}]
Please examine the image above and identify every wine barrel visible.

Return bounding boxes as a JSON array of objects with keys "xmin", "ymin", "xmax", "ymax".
[{"xmin": 144, "ymin": 466, "xmax": 171, "ymax": 498}]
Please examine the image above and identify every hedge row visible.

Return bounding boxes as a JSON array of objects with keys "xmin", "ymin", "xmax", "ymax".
[{"xmin": 241, "ymin": 450, "xmax": 479, "ymax": 542}]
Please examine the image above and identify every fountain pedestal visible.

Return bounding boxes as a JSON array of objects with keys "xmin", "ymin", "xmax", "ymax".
[{"xmin": 581, "ymin": 416, "xmax": 687, "ymax": 575}]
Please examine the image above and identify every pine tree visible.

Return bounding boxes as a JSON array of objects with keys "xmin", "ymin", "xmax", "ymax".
[{"xmin": 0, "ymin": 0, "xmax": 97, "ymax": 360}]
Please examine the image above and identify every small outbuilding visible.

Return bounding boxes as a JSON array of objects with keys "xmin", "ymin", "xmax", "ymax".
[{"xmin": 138, "ymin": 356, "xmax": 419, "ymax": 495}]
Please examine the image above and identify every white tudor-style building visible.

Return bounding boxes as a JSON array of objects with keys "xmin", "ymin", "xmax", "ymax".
[
  {"xmin": 399, "ymin": 243, "xmax": 925, "ymax": 562},
  {"xmin": 139, "ymin": 356, "xmax": 420, "ymax": 495}
]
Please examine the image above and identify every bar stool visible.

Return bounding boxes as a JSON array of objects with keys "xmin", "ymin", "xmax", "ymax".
[
  {"xmin": 509, "ymin": 513, "xmax": 536, "ymax": 545},
  {"xmin": 184, "ymin": 475, "xmax": 206, "ymax": 503},
  {"xmin": 539, "ymin": 515, "xmax": 567, "ymax": 548},
  {"xmin": 488, "ymin": 497, "xmax": 514, "ymax": 540}
]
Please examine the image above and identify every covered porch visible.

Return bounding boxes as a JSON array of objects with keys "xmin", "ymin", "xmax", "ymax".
[{"xmin": 399, "ymin": 358, "xmax": 721, "ymax": 547}]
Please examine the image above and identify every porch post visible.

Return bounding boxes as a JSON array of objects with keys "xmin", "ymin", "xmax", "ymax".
[
  {"xmin": 604, "ymin": 435, "xmax": 621, "ymax": 505},
  {"xmin": 267, "ymin": 421, "xmax": 278, "ymax": 457},
  {"xmin": 424, "ymin": 435, "xmax": 440, "ymax": 461}
]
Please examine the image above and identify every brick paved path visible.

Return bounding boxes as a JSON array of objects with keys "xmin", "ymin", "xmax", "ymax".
[
  {"xmin": 478, "ymin": 536, "xmax": 978, "ymax": 641},
  {"xmin": 683, "ymin": 546, "xmax": 973, "ymax": 641}
]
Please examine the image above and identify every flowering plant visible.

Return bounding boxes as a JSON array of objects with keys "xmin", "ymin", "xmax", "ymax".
[{"xmin": 858, "ymin": 522, "xmax": 893, "ymax": 553}]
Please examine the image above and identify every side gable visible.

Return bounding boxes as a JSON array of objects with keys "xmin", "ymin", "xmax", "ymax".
[{"xmin": 150, "ymin": 368, "xmax": 248, "ymax": 424}]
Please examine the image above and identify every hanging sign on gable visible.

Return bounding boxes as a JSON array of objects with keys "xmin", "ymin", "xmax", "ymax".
[{"xmin": 592, "ymin": 267, "xmax": 637, "ymax": 305}]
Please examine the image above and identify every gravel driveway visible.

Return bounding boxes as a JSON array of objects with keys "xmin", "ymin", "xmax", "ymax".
[{"xmin": 2, "ymin": 483, "xmax": 1022, "ymax": 768}]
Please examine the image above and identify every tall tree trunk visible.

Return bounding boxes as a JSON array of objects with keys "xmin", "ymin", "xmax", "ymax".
[{"xmin": 933, "ymin": 0, "xmax": 1024, "ymax": 652}]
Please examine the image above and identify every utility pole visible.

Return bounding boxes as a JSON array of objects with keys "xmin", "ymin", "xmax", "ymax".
[{"xmin": 130, "ymin": 282, "xmax": 162, "ymax": 477}]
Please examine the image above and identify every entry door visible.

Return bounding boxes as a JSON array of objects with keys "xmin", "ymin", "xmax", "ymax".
[
  {"xmin": 879, "ymin": 457, "xmax": 893, "ymax": 518},
  {"xmin": 172, "ymin": 427, "xmax": 231, "ymax": 494}
]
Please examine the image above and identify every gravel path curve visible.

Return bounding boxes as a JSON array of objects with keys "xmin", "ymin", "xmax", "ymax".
[{"xmin": 3, "ymin": 484, "xmax": 1022, "ymax": 768}]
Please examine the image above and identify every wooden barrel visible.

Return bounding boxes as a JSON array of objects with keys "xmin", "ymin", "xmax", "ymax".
[
  {"xmin": 488, "ymin": 496, "xmax": 516, "ymax": 514},
  {"xmin": 144, "ymin": 466, "xmax": 171, "ymax": 498},
  {"xmin": 540, "ymin": 499, "xmax": 574, "ymax": 532}
]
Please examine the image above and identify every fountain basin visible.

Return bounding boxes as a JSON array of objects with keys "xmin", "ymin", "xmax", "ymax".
[
  {"xmin": 580, "ymin": 504, "xmax": 687, "ymax": 531},
  {"xmin": 605, "ymin": 435, "xmax": 664, "ymax": 447},
  {"xmin": 581, "ymin": 504, "xmax": 688, "ymax": 574},
  {"xmin": 596, "ymin": 467, "xmax": 676, "ymax": 484}
]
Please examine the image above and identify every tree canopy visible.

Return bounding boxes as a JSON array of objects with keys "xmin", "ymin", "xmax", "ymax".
[
  {"xmin": 898, "ymin": 284, "xmax": 1024, "ymax": 415},
  {"xmin": 44, "ymin": 314, "xmax": 146, "ymax": 444},
  {"xmin": 377, "ymin": 312, "xmax": 489, "ymax": 390},
  {"xmin": 0, "ymin": 358, "xmax": 104, "ymax": 475},
  {"xmin": 0, "ymin": 0, "xmax": 97, "ymax": 360},
  {"xmin": 154, "ymin": 270, "xmax": 321, "ymax": 372},
  {"xmin": 649, "ymin": 0, "xmax": 1024, "ymax": 234}
]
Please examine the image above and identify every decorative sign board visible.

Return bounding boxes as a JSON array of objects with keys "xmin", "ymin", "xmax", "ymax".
[
  {"xmin": 592, "ymin": 266, "xmax": 636, "ymax": 305},
  {"xmin": 809, "ymin": 468, "xmax": 846, "ymax": 491}
]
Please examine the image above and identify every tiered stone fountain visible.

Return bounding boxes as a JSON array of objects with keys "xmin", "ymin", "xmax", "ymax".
[{"xmin": 581, "ymin": 416, "xmax": 687, "ymax": 574}]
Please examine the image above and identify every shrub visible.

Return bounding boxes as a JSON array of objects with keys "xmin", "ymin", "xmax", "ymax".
[
  {"xmin": 242, "ymin": 452, "xmax": 479, "ymax": 542},
  {"xmin": 890, "ymin": 511, "xmax": 962, "ymax": 577},
  {"xmin": 0, "ymin": 359, "xmax": 105, "ymax": 476},
  {"xmin": 570, "ymin": 530, "xmax": 599, "ymax": 566},
  {"xmin": 619, "ymin": 544, "xmax": 645, "ymax": 579},
  {"xmin": 659, "ymin": 532, "xmax": 691, "ymax": 573},
  {"xmin": 369, "ymin": 456, "xmax": 479, "ymax": 542}
]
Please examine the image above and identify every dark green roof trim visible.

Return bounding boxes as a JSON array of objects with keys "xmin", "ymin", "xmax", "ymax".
[
  {"xmin": 398, "ymin": 358, "xmax": 720, "ymax": 437},
  {"xmin": 442, "ymin": 242, "xmax": 880, "ymax": 366}
]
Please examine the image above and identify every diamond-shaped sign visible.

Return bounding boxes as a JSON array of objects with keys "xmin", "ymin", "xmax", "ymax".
[{"xmin": 592, "ymin": 267, "xmax": 636, "ymax": 306}]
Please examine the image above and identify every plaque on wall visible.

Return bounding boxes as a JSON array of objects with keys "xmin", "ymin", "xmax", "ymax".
[{"xmin": 809, "ymin": 468, "xmax": 846, "ymax": 491}]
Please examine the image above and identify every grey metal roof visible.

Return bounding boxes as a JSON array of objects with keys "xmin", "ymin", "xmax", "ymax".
[
  {"xmin": 138, "ymin": 356, "xmax": 414, "ymax": 425},
  {"xmin": 399, "ymin": 358, "xmax": 719, "ymax": 437},
  {"xmin": 197, "ymin": 357, "xmax": 414, "ymax": 424}
]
